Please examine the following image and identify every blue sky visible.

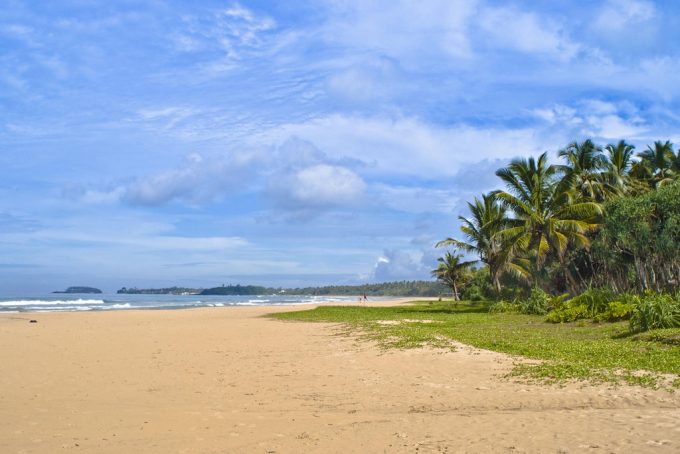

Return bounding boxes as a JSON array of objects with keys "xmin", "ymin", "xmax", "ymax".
[{"xmin": 2, "ymin": 0, "xmax": 680, "ymax": 293}]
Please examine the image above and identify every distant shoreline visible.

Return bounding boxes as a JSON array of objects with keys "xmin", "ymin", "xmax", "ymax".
[{"xmin": 115, "ymin": 280, "xmax": 448, "ymax": 297}]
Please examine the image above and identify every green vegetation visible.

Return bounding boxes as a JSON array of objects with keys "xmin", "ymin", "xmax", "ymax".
[
  {"xmin": 117, "ymin": 286, "xmax": 201, "ymax": 295},
  {"xmin": 285, "ymin": 281, "xmax": 448, "ymax": 296},
  {"xmin": 430, "ymin": 251, "xmax": 476, "ymax": 300},
  {"xmin": 273, "ymin": 301, "xmax": 680, "ymax": 388},
  {"xmin": 545, "ymin": 288, "xmax": 636, "ymax": 323},
  {"xmin": 117, "ymin": 280, "xmax": 447, "ymax": 296},
  {"xmin": 53, "ymin": 286, "xmax": 102, "ymax": 294},
  {"xmin": 428, "ymin": 138, "xmax": 680, "ymax": 336},
  {"xmin": 435, "ymin": 139, "xmax": 680, "ymax": 298},
  {"xmin": 629, "ymin": 293, "xmax": 680, "ymax": 333},
  {"xmin": 200, "ymin": 284, "xmax": 271, "ymax": 295}
]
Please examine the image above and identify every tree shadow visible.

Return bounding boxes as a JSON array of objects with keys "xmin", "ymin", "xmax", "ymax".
[{"xmin": 611, "ymin": 330, "xmax": 637, "ymax": 340}]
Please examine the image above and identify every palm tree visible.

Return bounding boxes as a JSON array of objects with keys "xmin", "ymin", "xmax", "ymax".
[
  {"xmin": 436, "ymin": 194, "xmax": 527, "ymax": 294},
  {"xmin": 557, "ymin": 139, "xmax": 609, "ymax": 202},
  {"xmin": 431, "ymin": 251, "xmax": 477, "ymax": 301},
  {"xmin": 493, "ymin": 152, "xmax": 602, "ymax": 289},
  {"xmin": 669, "ymin": 145, "xmax": 680, "ymax": 176},
  {"xmin": 637, "ymin": 140, "xmax": 675, "ymax": 187},
  {"xmin": 603, "ymin": 140, "xmax": 635, "ymax": 195}
]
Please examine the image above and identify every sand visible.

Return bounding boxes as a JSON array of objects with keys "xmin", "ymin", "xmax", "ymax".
[{"xmin": 1, "ymin": 300, "xmax": 679, "ymax": 453}]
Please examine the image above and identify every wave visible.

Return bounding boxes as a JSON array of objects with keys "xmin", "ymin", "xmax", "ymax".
[
  {"xmin": 0, "ymin": 299, "xmax": 105, "ymax": 307},
  {"xmin": 101, "ymin": 303, "xmax": 132, "ymax": 310},
  {"xmin": 34, "ymin": 306, "xmax": 95, "ymax": 312}
]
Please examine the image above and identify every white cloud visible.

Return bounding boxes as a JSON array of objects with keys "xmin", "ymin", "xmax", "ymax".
[
  {"xmin": 79, "ymin": 187, "xmax": 126, "ymax": 205},
  {"xmin": 322, "ymin": 0, "xmax": 477, "ymax": 63},
  {"xmin": 68, "ymin": 151, "xmax": 260, "ymax": 207},
  {"xmin": 265, "ymin": 139, "xmax": 368, "ymax": 212},
  {"xmin": 373, "ymin": 184, "xmax": 459, "ymax": 214},
  {"xmin": 176, "ymin": 3, "xmax": 276, "ymax": 61},
  {"xmin": 137, "ymin": 106, "xmax": 201, "ymax": 125},
  {"xmin": 594, "ymin": 0, "xmax": 656, "ymax": 31},
  {"xmin": 220, "ymin": 4, "xmax": 276, "ymax": 47},
  {"xmin": 532, "ymin": 105, "xmax": 582, "ymax": 126},
  {"xmin": 584, "ymin": 114, "xmax": 647, "ymax": 139},
  {"xmin": 325, "ymin": 56, "xmax": 402, "ymax": 102},
  {"xmin": 285, "ymin": 164, "xmax": 365, "ymax": 207},
  {"xmin": 532, "ymin": 100, "xmax": 648, "ymax": 140},
  {"xmin": 122, "ymin": 153, "xmax": 251, "ymax": 206},
  {"xmin": 258, "ymin": 114, "xmax": 544, "ymax": 177},
  {"xmin": 75, "ymin": 137, "xmax": 368, "ymax": 212},
  {"xmin": 479, "ymin": 6, "xmax": 579, "ymax": 59},
  {"xmin": 636, "ymin": 57, "xmax": 680, "ymax": 99},
  {"xmin": 371, "ymin": 245, "xmax": 442, "ymax": 281},
  {"xmin": 373, "ymin": 249, "xmax": 424, "ymax": 281}
]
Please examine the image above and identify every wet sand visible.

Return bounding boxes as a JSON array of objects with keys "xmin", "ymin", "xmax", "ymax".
[{"xmin": 1, "ymin": 301, "xmax": 679, "ymax": 453}]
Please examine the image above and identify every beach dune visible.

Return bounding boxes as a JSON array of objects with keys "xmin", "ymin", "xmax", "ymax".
[{"xmin": 1, "ymin": 302, "xmax": 679, "ymax": 453}]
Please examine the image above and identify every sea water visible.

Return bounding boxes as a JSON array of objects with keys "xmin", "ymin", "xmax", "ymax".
[{"xmin": 0, "ymin": 293, "xmax": 377, "ymax": 312}]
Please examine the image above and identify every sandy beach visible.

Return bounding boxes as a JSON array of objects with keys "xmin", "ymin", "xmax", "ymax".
[{"xmin": 1, "ymin": 300, "xmax": 679, "ymax": 453}]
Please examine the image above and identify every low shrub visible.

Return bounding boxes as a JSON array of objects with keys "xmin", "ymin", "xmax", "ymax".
[
  {"xmin": 546, "ymin": 288, "xmax": 632, "ymax": 323},
  {"xmin": 518, "ymin": 288, "xmax": 553, "ymax": 315},
  {"xmin": 546, "ymin": 303, "xmax": 589, "ymax": 323},
  {"xmin": 595, "ymin": 297, "xmax": 638, "ymax": 322},
  {"xmin": 572, "ymin": 288, "xmax": 617, "ymax": 314},
  {"xmin": 629, "ymin": 292, "xmax": 680, "ymax": 333},
  {"xmin": 488, "ymin": 300, "xmax": 519, "ymax": 314}
]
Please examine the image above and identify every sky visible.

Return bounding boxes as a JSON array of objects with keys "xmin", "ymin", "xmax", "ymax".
[{"xmin": 2, "ymin": 0, "xmax": 680, "ymax": 294}]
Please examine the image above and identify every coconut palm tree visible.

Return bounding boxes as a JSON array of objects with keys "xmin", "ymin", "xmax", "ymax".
[
  {"xmin": 493, "ymin": 152, "xmax": 602, "ymax": 288},
  {"xmin": 603, "ymin": 140, "xmax": 635, "ymax": 195},
  {"xmin": 637, "ymin": 140, "xmax": 675, "ymax": 187},
  {"xmin": 436, "ymin": 194, "xmax": 528, "ymax": 294},
  {"xmin": 431, "ymin": 251, "xmax": 477, "ymax": 301},
  {"xmin": 557, "ymin": 139, "xmax": 609, "ymax": 202},
  {"xmin": 669, "ymin": 145, "xmax": 680, "ymax": 175}
]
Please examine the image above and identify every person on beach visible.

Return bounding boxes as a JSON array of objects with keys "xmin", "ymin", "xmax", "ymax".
[{"xmin": 363, "ymin": 293, "xmax": 367, "ymax": 302}]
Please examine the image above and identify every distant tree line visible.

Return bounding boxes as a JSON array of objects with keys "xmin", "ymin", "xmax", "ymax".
[
  {"xmin": 200, "ymin": 285, "xmax": 270, "ymax": 295},
  {"xmin": 287, "ymin": 280, "xmax": 448, "ymax": 297},
  {"xmin": 117, "ymin": 286, "xmax": 201, "ymax": 295},
  {"xmin": 117, "ymin": 281, "xmax": 448, "ymax": 297}
]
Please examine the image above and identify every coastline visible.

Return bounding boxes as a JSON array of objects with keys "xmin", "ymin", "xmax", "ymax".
[
  {"xmin": 0, "ymin": 294, "xmax": 417, "ymax": 313},
  {"xmin": 1, "ymin": 300, "xmax": 678, "ymax": 453}
]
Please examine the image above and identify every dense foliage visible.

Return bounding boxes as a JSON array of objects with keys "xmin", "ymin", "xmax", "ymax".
[
  {"xmin": 437, "ymin": 139, "xmax": 680, "ymax": 298},
  {"xmin": 594, "ymin": 182, "xmax": 680, "ymax": 293}
]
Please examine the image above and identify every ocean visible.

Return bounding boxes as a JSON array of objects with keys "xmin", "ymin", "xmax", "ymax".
[{"xmin": 0, "ymin": 293, "xmax": 375, "ymax": 313}]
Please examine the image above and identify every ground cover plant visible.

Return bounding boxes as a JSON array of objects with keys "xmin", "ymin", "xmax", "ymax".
[{"xmin": 273, "ymin": 300, "xmax": 680, "ymax": 389}]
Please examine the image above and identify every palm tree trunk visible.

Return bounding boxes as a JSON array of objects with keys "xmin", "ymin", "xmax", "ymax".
[
  {"xmin": 559, "ymin": 255, "xmax": 578, "ymax": 295},
  {"xmin": 492, "ymin": 272, "xmax": 502, "ymax": 295},
  {"xmin": 635, "ymin": 257, "xmax": 647, "ymax": 291}
]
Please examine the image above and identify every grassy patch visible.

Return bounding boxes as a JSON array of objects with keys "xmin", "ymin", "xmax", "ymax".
[{"xmin": 273, "ymin": 301, "xmax": 680, "ymax": 389}]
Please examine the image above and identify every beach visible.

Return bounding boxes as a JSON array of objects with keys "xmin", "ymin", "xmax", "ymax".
[{"xmin": 1, "ymin": 300, "xmax": 679, "ymax": 453}]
